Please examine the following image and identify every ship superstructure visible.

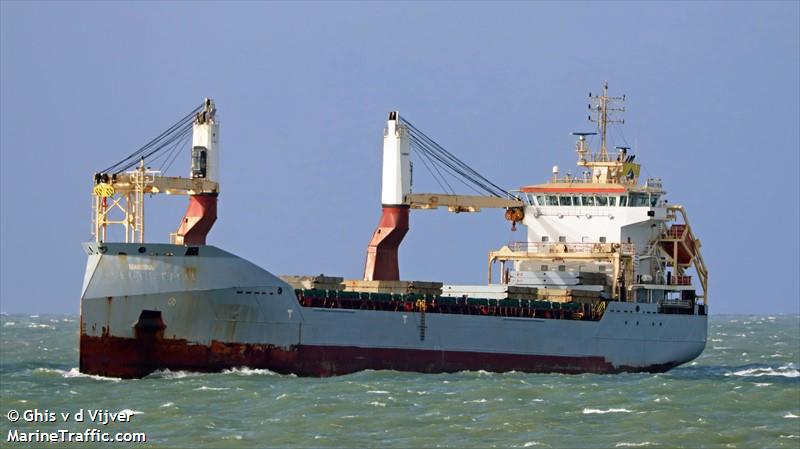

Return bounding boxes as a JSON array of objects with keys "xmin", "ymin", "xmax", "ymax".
[{"xmin": 79, "ymin": 85, "xmax": 708, "ymax": 378}]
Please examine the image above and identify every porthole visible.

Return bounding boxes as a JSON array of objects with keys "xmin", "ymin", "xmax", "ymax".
[
  {"xmin": 635, "ymin": 305, "xmax": 640, "ymax": 312},
  {"xmin": 138, "ymin": 246, "xmax": 146, "ymax": 253},
  {"xmin": 278, "ymin": 287, "xmax": 283, "ymax": 294},
  {"xmin": 636, "ymin": 321, "xmax": 639, "ymax": 326}
]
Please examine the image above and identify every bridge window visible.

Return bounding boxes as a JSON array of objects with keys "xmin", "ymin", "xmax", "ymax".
[
  {"xmin": 526, "ymin": 193, "xmax": 536, "ymax": 205},
  {"xmin": 541, "ymin": 236, "xmax": 549, "ymax": 242},
  {"xmin": 536, "ymin": 195, "xmax": 545, "ymax": 206},
  {"xmin": 547, "ymin": 195, "xmax": 559, "ymax": 206},
  {"xmin": 595, "ymin": 195, "xmax": 608, "ymax": 206},
  {"xmin": 609, "ymin": 196, "xmax": 617, "ymax": 206},
  {"xmin": 620, "ymin": 195, "xmax": 628, "ymax": 207},
  {"xmin": 558, "ymin": 236, "xmax": 566, "ymax": 243},
  {"xmin": 650, "ymin": 195, "xmax": 660, "ymax": 207},
  {"xmin": 559, "ymin": 196, "xmax": 572, "ymax": 206},
  {"xmin": 572, "ymin": 195, "xmax": 581, "ymax": 206},
  {"xmin": 630, "ymin": 193, "xmax": 649, "ymax": 207},
  {"xmin": 582, "ymin": 195, "xmax": 595, "ymax": 206}
]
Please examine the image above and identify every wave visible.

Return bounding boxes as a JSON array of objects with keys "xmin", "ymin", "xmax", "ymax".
[
  {"xmin": 725, "ymin": 364, "xmax": 799, "ymax": 378},
  {"xmin": 367, "ymin": 390, "xmax": 390, "ymax": 394},
  {"xmin": 785, "ymin": 413, "xmax": 799, "ymax": 419},
  {"xmin": 193, "ymin": 386, "xmax": 230, "ymax": 391},
  {"xmin": 33, "ymin": 367, "xmax": 121, "ymax": 382},
  {"xmin": 583, "ymin": 408, "xmax": 632, "ymax": 414},
  {"xmin": 221, "ymin": 367, "xmax": 280, "ymax": 376},
  {"xmin": 146, "ymin": 369, "xmax": 207, "ymax": 379},
  {"xmin": 615, "ymin": 443, "xmax": 656, "ymax": 447}
]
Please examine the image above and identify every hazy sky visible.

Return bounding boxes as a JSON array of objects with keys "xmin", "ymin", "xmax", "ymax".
[{"xmin": 1, "ymin": 1, "xmax": 798, "ymax": 314}]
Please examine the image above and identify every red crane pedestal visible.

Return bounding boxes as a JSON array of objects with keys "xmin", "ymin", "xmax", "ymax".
[
  {"xmin": 363, "ymin": 205, "xmax": 410, "ymax": 281},
  {"xmin": 175, "ymin": 194, "xmax": 218, "ymax": 245}
]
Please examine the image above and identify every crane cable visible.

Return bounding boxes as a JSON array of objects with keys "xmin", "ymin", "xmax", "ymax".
[
  {"xmin": 398, "ymin": 116, "xmax": 515, "ymax": 199},
  {"xmin": 97, "ymin": 102, "xmax": 204, "ymax": 175}
]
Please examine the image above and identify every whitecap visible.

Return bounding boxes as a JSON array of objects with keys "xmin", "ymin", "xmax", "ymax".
[
  {"xmin": 779, "ymin": 434, "xmax": 799, "ymax": 438},
  {"xmin": 29, "ymin": 314, "xmax": 39, "ymax": 318},
  {"xmin": 463, "ymin": 399, "xmax": 488, "ymax": 404},
  {"xmin": 583, "ymin": 408, "xmax": 632, "ymax": 414},
  {"xmin": 725, "ymin": 365, "xmax": 800, "ymax": 378},
  {"xmin": 222, "ymin": 367, "xmax": 278, "ymax": 376},
  {"xmin": 369, "ymin": 401, "xmax": 386, "ymax": 407},
  {"xmin": 784, "ymin": 413, "xmax": 799, "ymax": 419},
  {"xmin": 193, "ymin": 386, "xmax": 229, "ymax": 391},
  {"xmin": 4, "ymin": 322, "xmax": 15, "ymax": 326},
  {"xmin": 367, "ymin": 390, "xmax": 390, "ymax": 394},
  {"xmin": 615, "ymin": 443, "xmax": 656, "ymax": 447},
  {"xmin": 754, "ymin": 383, "xmax": 772, "ymax": 387},
  {"xmin": 27, "ymin": 323, "xmax": 54, "ymax": 329},
  {"xmin": 276, "ymin": 394, "xmax": 288, "ymax": 400},
  {"xmin": 522, "ymin": 442, "xmax": 543, "ymax": 447},
  {"xmin": 35, "ymin": 367, "xmax": 121, "ymax": 382},
  {"xmin": 159, "ymin": 402, "xmax": 174, "ymax": 408},
  {"xmin": 119, "ymin": 409, "xmax": 143, "ymax": 416},
  {"xmin": 147, "ymin": 369, "xmax": 204, "ymax": 379}
]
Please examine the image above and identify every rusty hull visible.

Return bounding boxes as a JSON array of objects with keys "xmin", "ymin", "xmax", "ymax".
[{"xmin": 79, "ymin": 332, "xmax": 684, "ymax": 379}]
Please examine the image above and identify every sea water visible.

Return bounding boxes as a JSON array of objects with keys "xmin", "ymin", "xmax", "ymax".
[{"xmin": 1, "ymin": 314, "xmax": 797, "ymax": 448}]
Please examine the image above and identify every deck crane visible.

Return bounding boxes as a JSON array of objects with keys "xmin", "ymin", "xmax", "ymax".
[
  {"xmin": 91, "ymin": 99, "xmax": 220, "ymax": 245},
  {"xmin": 363, "ymin": 112, "xmax": 525, "ymax": 281}
]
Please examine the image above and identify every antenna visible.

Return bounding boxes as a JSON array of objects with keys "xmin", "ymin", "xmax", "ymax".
[
  {"xmin": 571, "ymin": 132, "xmax": 596, "ymax": 163},
  {"xmin": 588, "ymin": 81, "xmax": 625, "ymax": 159}
]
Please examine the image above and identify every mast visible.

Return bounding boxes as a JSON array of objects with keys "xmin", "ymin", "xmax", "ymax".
[{"xmin": 589, "ymin": 81, "xmax": 625, "ymax": 160}]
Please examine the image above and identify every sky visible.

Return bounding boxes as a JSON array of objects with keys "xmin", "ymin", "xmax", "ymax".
[{"xmin": 1, "ymin": 1, "xmax": 798, "ymax": 315}]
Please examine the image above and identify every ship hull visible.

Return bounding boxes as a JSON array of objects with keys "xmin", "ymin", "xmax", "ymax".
[
  {"xmin": 79, "ymin": 243, "xmax": 707, "ymax": 379},
  {"xmin": 79, "ymin": 335, "xmax": 684, "ymax": 378}
]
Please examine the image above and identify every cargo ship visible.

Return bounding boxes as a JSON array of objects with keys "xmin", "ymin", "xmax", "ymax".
[{"xmin": 80, "ymin": 85, "xmax": 708, "ymax": 378}]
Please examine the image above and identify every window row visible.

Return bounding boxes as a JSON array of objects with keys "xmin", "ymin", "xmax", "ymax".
[
  {"xmin": 541, "ymin": 236, "xmax": 607, "ymax": 243},
  {"xmin": 527, "ymin": 193, "xmax": 658, "ymax": 207}
]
